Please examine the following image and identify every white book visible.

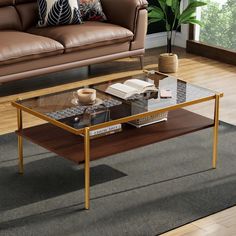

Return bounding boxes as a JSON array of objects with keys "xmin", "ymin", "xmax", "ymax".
[
  {"xmin": 89, "ymin": 124, "xmax": 122, "ymax": 136},
  {"xmin": 124, "ymin": 79, "xmax": 157, "ymax": 93},
  {"xmin": 105, "ymin": 79, "xmax": 157, "ymax": 100},
  {"xmin": 80, "ymin": 124, "xmax": 122, "ymax": 138},
  {"xmin": 105, "ymin": 83, "xmax": 139, "ymax": 99}
]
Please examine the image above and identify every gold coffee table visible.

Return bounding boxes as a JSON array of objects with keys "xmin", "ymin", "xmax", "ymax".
[{"xmin": 11, "ymin": 71, "xmax": 223, "ymax": 210}]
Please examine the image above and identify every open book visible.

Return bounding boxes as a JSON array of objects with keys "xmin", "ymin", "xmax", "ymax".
[{"xmin": 105, "ymin": 79, "xmax": 157, "ymax": 99}]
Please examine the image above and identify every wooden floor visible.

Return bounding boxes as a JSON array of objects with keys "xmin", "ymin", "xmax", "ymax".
[{"xmin": 0, "ymin": 47, "xmax": 236, "ymax": 235}]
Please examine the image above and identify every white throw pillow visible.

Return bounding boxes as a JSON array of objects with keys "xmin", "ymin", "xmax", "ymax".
[{"xmin": 37, "ymin": 0, "xmax": 83, "ymax": 27}]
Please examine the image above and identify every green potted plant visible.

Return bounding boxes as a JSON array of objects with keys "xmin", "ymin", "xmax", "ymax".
[{"xmin": 148, "ymin": 0, "xmax": 206, "ymax": 73}]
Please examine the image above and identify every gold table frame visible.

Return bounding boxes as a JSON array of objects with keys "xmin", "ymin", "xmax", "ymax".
[{"xmin": 12, "ymin": 77, "xmax": 223, "ymax": 210}]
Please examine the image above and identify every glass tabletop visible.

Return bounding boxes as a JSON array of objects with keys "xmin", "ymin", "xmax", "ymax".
[{"xmin": 15, "ymin": 72, "xmax": 218, "ymax": 133}]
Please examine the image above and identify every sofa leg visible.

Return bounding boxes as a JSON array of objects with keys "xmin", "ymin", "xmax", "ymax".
[{"xmin": 139, "ymin": 56, "xmax": 144, "ymax": 70}]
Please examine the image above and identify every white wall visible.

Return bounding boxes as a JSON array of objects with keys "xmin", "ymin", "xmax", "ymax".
[
  {"xmin": 145, "ymin": 0, "xmax": 189, "ymax": 49},
  {"xmin": 145, "ymin": 25, "xmax": 189, "ymax": 49}
]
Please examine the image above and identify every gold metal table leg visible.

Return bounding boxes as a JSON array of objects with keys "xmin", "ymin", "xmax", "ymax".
[
  {"xmin": 212, "ymin": 95, "xmax": 220, "ymax": 169},
  {"xmin": 17, "ymin": 109, "xmax": 23, "ymax": 174},
  {"xmin": 84, "ymin": 127, "xmax": 90, "ymax": 210}
]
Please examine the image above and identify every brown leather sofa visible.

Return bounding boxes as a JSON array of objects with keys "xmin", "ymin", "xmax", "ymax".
[{"xmin": 0, "ymin": 0, "xmax": 148, "ymax": 83}]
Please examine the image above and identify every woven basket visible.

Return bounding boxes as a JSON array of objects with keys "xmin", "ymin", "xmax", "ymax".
[
  {"xmin": 158, "ymin": 53, "xmax": 178, "ymax": 73},
  {"xmin": 129, "ymin": 112, "xmax": 168, "ymax": 127}
]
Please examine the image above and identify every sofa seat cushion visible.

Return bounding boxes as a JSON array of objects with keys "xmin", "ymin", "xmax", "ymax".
[
  {"xmin": 28, "ymin": 21, "xmax": 134, "ymax": 52},
  {"xmin": 0, "ymin": 31, "xmax": 64, "ymax": 65}
]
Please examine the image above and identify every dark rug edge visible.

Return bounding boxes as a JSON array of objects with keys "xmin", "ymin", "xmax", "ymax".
[{"xmin": 158, "ymin": 204, "xmax": 236, "ymax": 236}]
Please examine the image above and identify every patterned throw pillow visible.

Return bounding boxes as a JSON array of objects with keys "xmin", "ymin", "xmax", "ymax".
[
  {"xmin": 37, "ymin": 0, "xmax": 83, "ymax": 27},
  {"xmin": 80, "ymin": 0, "xmax": 107, "ymax": 21}
]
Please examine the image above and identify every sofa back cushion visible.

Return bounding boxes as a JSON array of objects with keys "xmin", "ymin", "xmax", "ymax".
[
  {"xmin": 0, "ymin": 0, "xmax": 14, "ymax": 7},
  {"xmin": 15, "ymin": 0, "xmax": 36, "ymax": 3},
  {"xmin": 0, "ymin": 0, "xmax": 38, "ymax": 31},
  {"xmin": 15, "ymin": 2, "xmax": 38, "ymax": 30},
  {"xmin": 0, "ymin": 6, "xmax": 22, "ymax": 30}
]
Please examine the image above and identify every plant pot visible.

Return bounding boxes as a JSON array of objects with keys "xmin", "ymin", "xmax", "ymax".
[{"xmin": 158, "ymin": 53, "xmax": 178, "ymax": 73}]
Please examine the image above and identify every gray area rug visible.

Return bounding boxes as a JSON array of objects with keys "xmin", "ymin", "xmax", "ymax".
[{"xmin": 0, "ymin": 122, "xmax": 236, "ymax": 236}]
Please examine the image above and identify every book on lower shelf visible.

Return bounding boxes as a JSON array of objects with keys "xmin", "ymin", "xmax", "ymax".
[{"xmin": 80, "ymin": 124, "xmax": 122, "ymax": 139}]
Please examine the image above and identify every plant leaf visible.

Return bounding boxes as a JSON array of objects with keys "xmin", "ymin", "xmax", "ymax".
[
  {"xmin": 179, "ymin": 1, "xmax": 207, "ymax": 23},
  {"xmin": 178, "ymin": 8, "xmax": 196, "ymax": 24},
  {"xmin": 187, "ymin": 1, "xmax": 207, "ymax": 9},
  {"xmin": 158, "ymin": 0, "xmax": 167, "ymax": 12},
  {"xmin": 148, "ymin": 18, "xmax": 162, "ymax": 25},
  {"xmin": 148, "ymin": 7, "xmax": 164, "ymax": 20},
  {"xmin": 171, "ymin": 0, "xmax": 179, "ymax": 13},
  {"xmin": 181, "ymin": 18, "xmax": 204, "ymax": 27},
  {"xmin": 166, "ymin": 0, "xmax": 173, "ymax": 7},
  {"xmin": 166, "ymin": 23, "xmax": 171, "ymax": 31},
  {"xmin": 148, "ymin": 6, "xmax": 163, "ymax": 13}
]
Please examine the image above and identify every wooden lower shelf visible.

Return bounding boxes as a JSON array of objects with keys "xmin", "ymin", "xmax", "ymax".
[{"xmin": 17, "ymin": 109, "xmax": 214, "ymax": 164}]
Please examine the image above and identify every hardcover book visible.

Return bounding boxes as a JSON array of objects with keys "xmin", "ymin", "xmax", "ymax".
[
  {"xmin": 80, "ymin": 124, "xmax": 122, "ymax": 139},
  {"xmin": 105, "ymin": 79, "xmax": 157, "ymax": 100}
]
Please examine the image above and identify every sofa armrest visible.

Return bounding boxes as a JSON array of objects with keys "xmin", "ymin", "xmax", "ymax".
[{"xmin": 101, "ymin": 0, "xmax": 148, "ymax": 33}]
